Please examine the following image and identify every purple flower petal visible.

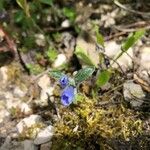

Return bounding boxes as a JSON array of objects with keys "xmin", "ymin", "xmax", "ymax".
[
  {"xmin": 59, "ymin": 75, "xmax": 69, "ymax": 88},
  {"xmin": 61, "ymin": 86, "xmax": 75, "ymax": 106}
]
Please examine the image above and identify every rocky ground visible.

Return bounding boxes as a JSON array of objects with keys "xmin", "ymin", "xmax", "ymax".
[
  {"xmin": 0, "ymin": 1, "xmax": 150, "ymax": 150},
  {"xmin": 0, "ymin": 40, "xmax": 149, "ymax": 150}
]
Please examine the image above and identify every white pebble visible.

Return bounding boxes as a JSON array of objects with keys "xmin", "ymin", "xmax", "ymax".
[
  {"xmin": 20, "ymin": 103, "xmax": 32, "ymax": 115},
  {"xmin": 53, "ymin": 54, "xmax": 67, "ymax": 68},
  {"xmin": 61, "ymin": 19, "xmax": 70, "ymax": 28}
]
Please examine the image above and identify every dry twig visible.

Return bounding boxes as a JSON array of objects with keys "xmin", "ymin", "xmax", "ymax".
[{"xmin": 114, "ymin": 0, "xmax": 150, "ymax": 17}]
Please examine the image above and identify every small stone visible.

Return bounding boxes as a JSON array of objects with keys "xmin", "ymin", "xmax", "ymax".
[
  {"xmin": 62, "ymin": 32, "xmax": 75, "ymax": 55},
  {"xmin": 61, "ymin": 19, "xmax": 70, "ymax": 28},
  {"xmin": 40, "ymin": 87, "xmax": 54, "ymax": 105},
  {"xmin": 101, "ymin": 9, "xmax": 118, "ymax": 27},
  {"xmin": 23, "ymin": 140, "xmax": 39, "ymax": 150},
  {"xmin": 11, "ymin": 133, "xmax": 18, "ymax": 139},
  {"xmin": 6, "ymin": 98, "xmax": 21, "ymax": 110},
  {"xmin": 5, "ymin": 92, "xmax": 13, "ymax": 99},
  {"xmin": 0, "ymin": 66, "xmax": 8, "ymax": 85},
  {"xmin": 123, "ymin": 81, "xmax": 145, "ymax": 108},
  {"xmin": 0, "ymin": 136, "xmax": 24, "ymax": 150},
  {"xmin": 0, "ymin": 109, "xmax": 10, "ymax": 123},
  {"xmin": 20, "ymin": 103, "xmax": 32, "ymax": 115},
  {"xmin": 38, "ymin": 75, "xmax": 54, "ymax": 105},
  {"xmin": 38, "ymin": 75, "xmax": 50, "ymax": 90},
  {"xmin": 14, "ymin": 86, "xmax": 26, "ymax": 98},
  {"xmin": 112, "ymin": 48, "xmax": 133, "ymax": 71},
  {"xmin": 35, "ymin": 34, "xmax": 46, "ymax": 47},
  {"xmin": 40, "ymin": 142, "xmax": 52, "ymax": 150},
  {"xmin": 0, "ymin": 136, "xmax": 11, "ymax": 150},
  {"xmin": 16, "ymin": 115, "xmax": 42, "ymax": 134},
  {"xmin": 34, "ymin": 125, "xmax": 54, "ymax": 145},
  {"xmin": 0, "ymin": 136, "xmax": 6, "ymax": 147},
  {"xmin": 105, "ymin": 41, "xmax": 120, "ymax": 58},
  {"xmin": 53, "ymin": 54, "xmax": 67, "ymax": 68},
  {"xmin": 105, "ymin": 41, "xmax": 133, "ymax": 71},
  {"xmin": 12, "ymin": 141, "xmax": 24, "ymax": 150},
  {"xmin": 47, "ymin": 15, "xmax": 51, "ymax": 22},
  {"xmin": 140, "ymin": 47, "xmax": 150, "ymax": 70}
]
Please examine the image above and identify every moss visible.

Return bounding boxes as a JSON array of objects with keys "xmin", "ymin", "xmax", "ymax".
[
  {"xmin": 53, "ymin": 85, "xmax": 61, "ymax": 97},
  {"xmin": 7, "ymin": 62, "xmax": 29, "ymax": 88},
  {"xmin": 26, "ymin": 63, "xmax": 44, "ymax": 75},
  {"xmin": 7, "ymin": 63, "xmax": 22, "ymax": 84},
  {"xmin": 51, "ymin": 96, "xmax": 143, "ymax": 149}
]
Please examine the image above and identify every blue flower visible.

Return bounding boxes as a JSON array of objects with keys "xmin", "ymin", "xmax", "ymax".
[
  {"xmin": 61, "ymin": 86, "xmax": 75, "ymax": 106},
  {"xmin": 59, "ymin": 75, "xmax": 69, "ymax": 88}
]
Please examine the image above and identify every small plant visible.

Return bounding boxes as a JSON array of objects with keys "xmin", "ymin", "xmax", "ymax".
[
  {"xmin": 26, "ymin": 63, "xmax": 44, "ymax": 75},
  {"xmin": 46, "ymin": 47, "xmax": 58, "ymax": 62},
  {"xmin": 62, "ymin": 7, "xmax": 76, "ymax": 23},
  {"xmin": 49, "ymin": 67, "xmax": 95, "ymax": 106}
]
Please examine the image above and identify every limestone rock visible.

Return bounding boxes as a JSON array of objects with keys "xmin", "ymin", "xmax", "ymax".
[
  {"xmin": 37, "ymin": 75, "xmax": 54, "ymax": 105},
  {"xmin": 123, "ymin": 81, "xmax": 145, "ymax": 108},
  {"xmin": 13, "ymin": 86, "xmax": 26, "ymax": 98},
  {"xmin": 16, "ymin": 115, "xmax": 42, "ymax": 134},
  {"xmin": 34, "ymin": 125, "xmax": 54, "ymax": 145},
  {"xmin": 105, "ymin": 41, "xmax": 120, "ymax": 58},
  {"xmin": 140, "ymin": 46, "xmax": 150, "ymax": 71},
  {"xmin": 0, "ymin": 66, "xmax": 8, "ymax": 85},
  {"xmin": 40, "ymin": 142, "xmax": 52, "ymax": 150},
  {"xmin": 0, "ymin": 136, "xmax": 23, "ymax": 150},
  {"xmin": 23, "ymin": 140, "xmax": 39, "ymax": 150}
]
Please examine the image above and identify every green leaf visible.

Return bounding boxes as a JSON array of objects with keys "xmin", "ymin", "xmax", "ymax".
[
  {"xmin": 14, "ymin": 10, "xmax": 25, "ymax": 23},
  {"xmin": 74, "ymin": 67, "xmax": 95, "ymax": 84},
  {"xmin": 39, "ymin": 0, "xmax": 53, "ymax": 6},
  {"xmin": 96, "ymin": 32, "xmax": 104, "ymax": 47},
  {"xmin": 26, "ymin": 64, "xmax": 44, "ymax": 75},
  {"xmin": 75, "ymin": 46, "xmax": 96, "ymax": 67},
  {"xmin": 62, "ymin": 7, "xmax": 76, "ymax": 22},
  {"xmin": 114, "ymin": 29, "xmax": 145, "ymax": 62},
  {"xmin": 16, "ymin": 0, "xmax": 30, "ymax": 17},
  {"xmin": 49, "ymin": 70, "xmax": 65, "ymax": 80},
  {"xmin": 23, "ymin": 35, "xmax": 35, "ymax": 48},
  {"xmin": 122, "ymin": 29, "xmax": 145, "ymax": 51},
  {"xmin": 0, "ymin": 0, "xmax": 5, "ymax": 10},
  {"xmin": 95, "ymin": 25, "xmax": 104, "ymax": 47},
  {"xmin": 46, "ymin": 47, "xmax": 58, "ymax": 62},
  {"xmin": 96, "ymin": 70, "xmax": 111, "ymax": 87},
  {"xmin": 16, "ymin": 0, "xmax": 26, "ymax": 9}
]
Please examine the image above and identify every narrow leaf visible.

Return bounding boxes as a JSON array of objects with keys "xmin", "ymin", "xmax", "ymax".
[
  {"xmin": 95, "ymin": 25, "xmax": 104, "ymax": 47},
  {"xmin": 114, "ymin": 29, "xmax": 145, "ymax": 62},
  {"xmin": 96, "ymin": 70, "xmax": 111, "ymax": 87},
  {"xmin": 75, "ymin": 67, "xmax": 95, "ymax": 84},
  {"xmin": 16, "ymin": 0, "xmax": 25, "ymax": 9},
  {"xmin": 96, "ymin": 32, "xmax": 104, "ymax": 47},
  {"xmin": 16, "ymin": 0, "xmax": 30, "ymax": 17},
  {"xmin": 49, "ymin": 70, "xmax": 65, "ymax": 80},
  {"xmin": 122, "ymin": 29, "xmax": 145, "ymax": 51}
]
